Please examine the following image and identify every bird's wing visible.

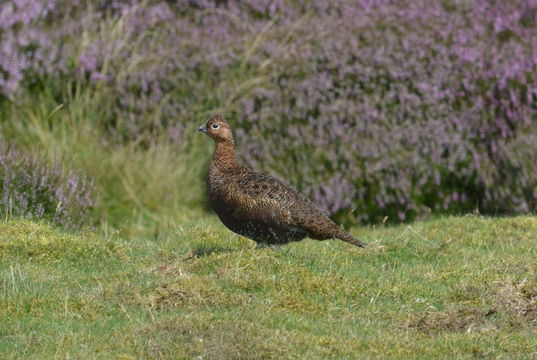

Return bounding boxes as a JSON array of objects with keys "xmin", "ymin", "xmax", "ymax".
[{"xmin": 229, "ymin": 171, "xmax": 325, "ymax": 225}]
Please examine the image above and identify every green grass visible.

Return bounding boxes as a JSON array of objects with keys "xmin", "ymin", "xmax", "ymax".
[{"xmin": 1, "ymin": 216, "xmax": 536, "ymax": 359}]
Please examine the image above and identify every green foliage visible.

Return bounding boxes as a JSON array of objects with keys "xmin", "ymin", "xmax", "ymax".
[
  {"xmin": 1, "ymin": 89, "xmax": 208, "ymax": 236},
  {"xmin": 1, "ymin": 216, "xmax": 536, "ymax": 359}
]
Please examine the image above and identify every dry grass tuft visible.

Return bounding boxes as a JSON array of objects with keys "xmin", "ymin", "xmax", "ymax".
[
  {"xmin": 405, "ymin": 307, "xmax": 498, "ymax": 334},
  {"xmin": 496, "ymin": 279, "xmax": 537, "ymax": 325}
]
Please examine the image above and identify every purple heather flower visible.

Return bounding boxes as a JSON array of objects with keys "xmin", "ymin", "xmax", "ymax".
[
  {"xmin": 0, "ymin": 141, "xmax": 95, "ymax": 228},
  {"xmin": 1, "ymin": 0, "xmax": 536, "ymax": 222}
]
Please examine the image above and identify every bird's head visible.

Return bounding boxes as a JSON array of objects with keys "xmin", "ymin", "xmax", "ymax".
[{"xmin": 198, "ymin": 115, "xmax": 234, "ymax": 143}]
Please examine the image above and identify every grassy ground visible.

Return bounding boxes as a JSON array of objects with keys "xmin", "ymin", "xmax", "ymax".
[{"xmin": 1, "ymin": 216, "xmax": 536, "ymax": 359}]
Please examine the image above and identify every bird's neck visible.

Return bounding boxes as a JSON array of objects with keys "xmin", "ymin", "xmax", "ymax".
[{"xmin": 212, "ymin": 140, "xmax": 240, "ymax": 169}]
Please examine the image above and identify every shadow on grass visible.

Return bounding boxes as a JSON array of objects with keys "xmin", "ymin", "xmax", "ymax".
[{"xmin": 184, "ymin": 244, "xmax": 236, "ymax": 259}]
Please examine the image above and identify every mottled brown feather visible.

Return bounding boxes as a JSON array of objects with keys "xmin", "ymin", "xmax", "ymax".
[{"xmin": 198, "ymin": 115, "xmax": 365, "ymax": 248}]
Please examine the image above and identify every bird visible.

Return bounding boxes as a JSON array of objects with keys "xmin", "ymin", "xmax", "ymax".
[{"xmin": 198, "ymin": 115, "xmax": 366, "ymax": 248}]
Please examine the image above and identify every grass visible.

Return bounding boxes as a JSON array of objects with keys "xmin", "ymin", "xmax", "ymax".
[{"xmin": 1, "ymin": 216, "xmax": 536, "ymax": 359}]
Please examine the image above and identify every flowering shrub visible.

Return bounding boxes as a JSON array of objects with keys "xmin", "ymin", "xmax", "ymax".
[
  {"xmin": 0, "ymin": 143, "xmax": 95, "ymax": 228},
  {"xmin": 0, "ymin": 0, "xmax": 59, "ymax": 98},
  {"xmin": 235, "ymin": 0, "xmax": 537, "ymax": 222},
  {"xmin": 1, "ymin": 0, "xmax": 536, "ymax": 223}
]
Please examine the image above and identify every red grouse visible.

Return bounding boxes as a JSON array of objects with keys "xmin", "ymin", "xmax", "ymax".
[{"xmin": 198, "ymin": 115, "xmax": 365, "ymax": 248}]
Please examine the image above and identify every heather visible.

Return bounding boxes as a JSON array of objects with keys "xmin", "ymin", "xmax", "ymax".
[
  {"xmin": 235, "ymin": 0, "xmax": 537, "ymax": 222},
  {"xmin": 0, "ymin": 141, "xmax": 94, "ymax": 229},
  {"xmin": 1, "ymin": 0, "xmax": 536, "ymax": 227}
]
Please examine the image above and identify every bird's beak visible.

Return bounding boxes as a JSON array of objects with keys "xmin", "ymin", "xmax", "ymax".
[{"xmin": 198, "ymin": 124, "xmax": 207, "ymax": 133}]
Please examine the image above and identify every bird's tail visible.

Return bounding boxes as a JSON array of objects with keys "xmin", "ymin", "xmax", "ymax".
[{"xmin": 337, "ymin": 230, "xmax": 366, "ymax": 248}]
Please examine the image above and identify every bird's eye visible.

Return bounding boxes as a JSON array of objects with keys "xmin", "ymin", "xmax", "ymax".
[{"xmin": 211, "ymin": 124, "xmax": 220, "ymax": 129}]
